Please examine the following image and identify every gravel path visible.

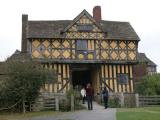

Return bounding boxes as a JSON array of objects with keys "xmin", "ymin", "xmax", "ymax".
[{"xmin": 26, "ymin": 102, "xmax": 116, "ymax": 120}]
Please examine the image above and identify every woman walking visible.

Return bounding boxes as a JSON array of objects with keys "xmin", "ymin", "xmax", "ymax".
[{"xmin": 80, "ymin": 87, "xmax": 86, "ymax": 104}]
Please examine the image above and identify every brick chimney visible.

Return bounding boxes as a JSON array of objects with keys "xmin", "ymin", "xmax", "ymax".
[
  {"xmin": 21, "ymin": 14, "xmax": 28, "ymax": 53},
  {"xmin": 93, "ymin": 6, "xmax": 102, "ymax": 22}
]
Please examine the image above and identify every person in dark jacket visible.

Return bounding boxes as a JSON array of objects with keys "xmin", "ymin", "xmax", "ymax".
[
  {"xmin": 86, "ymin": 83, "xmax": 94, "ymax": 110},
  {"xmin": 102, "ymin": 87, "xmax": 109, "ymax": 109}
]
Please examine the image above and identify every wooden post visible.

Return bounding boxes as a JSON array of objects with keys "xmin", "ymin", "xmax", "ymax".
[
  {"xmin": 55, "ymin": 97, "xmax": 59, "ymax": 111},
  {"xmin": 22, "ymin": 99, "xmax": 26, "ymax": 113},
  {"xmin": 135, "ymin": 93, "xmax": 139, "ymax": 107},
  {"xmin": 120, "ymin": 93, "xmax": 124, "ymax": 107},
  {"xmin": 29, "ymin": 101, "xmax": 31, "ymax": 112},
  {"xmin": 71, "ymin": 94, "xmax": 74, "ymax": 111}
]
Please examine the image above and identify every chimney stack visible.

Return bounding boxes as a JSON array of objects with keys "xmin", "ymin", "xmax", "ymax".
[
  {"xmin": 21, "ymin": 14, "xmax": 28, "ymax": 53},
  {"xmin": 93, "ymin": 6, "xmax": 102, "ymax": 22}
]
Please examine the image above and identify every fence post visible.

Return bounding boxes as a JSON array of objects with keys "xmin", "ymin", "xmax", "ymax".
[
  {"xmin": 135, "ymin": 93, "xmax": 139, "ymax": 107},
  {"xmin": 22, "ymin": 99, "xmax": 26, "ymax": 113},
  {"xmin": 29, "ymin": 101, "xmax": 31, "ymax": 112},
  {"xmin": 55, "ymin": 97, "xmax": 59, "ymax": 111},
  {"xmin": 120, "ymin": 93, "xmax": 124, "ymax": 107},
  {"xmin": 71, "ymin": 94, "xmax": 74, "ymax": 111}
]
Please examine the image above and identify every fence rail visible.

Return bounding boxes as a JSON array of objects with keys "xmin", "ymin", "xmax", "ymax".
[{"xmin": 139, "ymin": 95, "xmax": 160, "ymax": 106}]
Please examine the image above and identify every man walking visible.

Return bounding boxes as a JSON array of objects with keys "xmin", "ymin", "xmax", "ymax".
[
  {"xmin": 86, "ymin": 83, "xmax": 94, "ymax": 110},
  {"xmin": 102, "ymin": 87, "xmax": 109, "ymax": 109}
]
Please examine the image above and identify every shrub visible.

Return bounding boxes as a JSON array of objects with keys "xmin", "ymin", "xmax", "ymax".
[
  {"xmin": 124, "ymin": 94, "xmax": 136, "ymax": 108},
  {"xmin": 135, "ymin": 74, "xmax": 160, "ymax": 95},
  {"xmin": 108, "ymin": 95, "xmax": 121, "ymax": 108},
  {"xmin": 0, "ymin": 60, "xmax": 57, "ymax": 112},
  {"xmin": 59, "ymin": 87, "xmax": 85, "ymax": 111}
]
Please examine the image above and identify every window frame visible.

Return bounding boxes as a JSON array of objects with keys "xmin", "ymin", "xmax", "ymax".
[
  {"xmin": 76, "ymin": 40, "xmax": 87, "ymax": 51},
  {"xmin": 77, "ymin": 24, "xmax": 93, "ymax": 31},
  {"xmin": 117, "ymin": 74, "xmax": 129, "ymax": 85}
]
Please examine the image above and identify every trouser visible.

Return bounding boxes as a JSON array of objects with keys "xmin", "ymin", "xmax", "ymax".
[
  {"xmin": 103, "ymin": 96, "xmax": 108, "ymax": 108},
  {"xmin": 82, "ymin": 96, "xmax": 85, "ymax": 103},
  {"xmin": 87, "ymin": 96, "xmax": 93, "ymax": 110}
]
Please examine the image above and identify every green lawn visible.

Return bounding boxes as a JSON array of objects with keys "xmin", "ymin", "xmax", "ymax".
[
  {"xmin": 0, "ymin": 111, "xmax": 61, "ymax": 120},
  {"xmin": 117, "ymin": 107, "xmax": 160, "ymax": 120}
]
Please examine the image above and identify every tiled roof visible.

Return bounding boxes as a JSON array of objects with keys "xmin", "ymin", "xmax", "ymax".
[
  {"xmin": 27, "ymin": 20, "xmax": 140, "ymax": 40},
  {"xmin": 137, "ymin": 53, "xmax": 157, "ymax": 66},
  {"xmin": 0, "ymin": 62, "xmax": 6, "ymax": 74},
  {"xmin": 7, "ymin": 50, "xmax": 31, "ymax": 61},
  {"xmin": 27, "ymin": 20, "xmax": 71, "ymax": 38},
  {"xmin": 27, "ymin": 10, "xmax": 140, "ymax": 40}
]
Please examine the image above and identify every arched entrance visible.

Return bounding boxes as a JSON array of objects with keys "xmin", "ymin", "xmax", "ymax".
[{"xmin": 71, "ymin": 64, "xmax": 100, "ymax": 94}]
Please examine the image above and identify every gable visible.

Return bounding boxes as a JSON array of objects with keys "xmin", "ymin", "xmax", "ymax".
[
  {"xmin": 68, "ymin": 15, "xmax": 102, "ymax": 32},
  {"xmin": 64, "ymin": 9, "xmax": 103, "ymax": 33}
]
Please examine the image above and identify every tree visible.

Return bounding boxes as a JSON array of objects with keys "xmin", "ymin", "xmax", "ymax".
[
  {"xmin": 0, "ymin": 60, "xmax": 57, "ymax": 112},
  {"xmin": 135, "ymin": 74, "xmax": 160, "ymax": 95}
]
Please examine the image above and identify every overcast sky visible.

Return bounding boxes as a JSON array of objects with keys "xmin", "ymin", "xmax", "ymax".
[{"xmin": 0, "ymin": 0, "xmax": 160, "ymax": 72}]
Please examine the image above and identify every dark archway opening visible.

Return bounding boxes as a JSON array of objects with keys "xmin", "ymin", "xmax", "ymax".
[{"xmin": 72, "ymin": 70, "xmax": 91, "ymax": 89}]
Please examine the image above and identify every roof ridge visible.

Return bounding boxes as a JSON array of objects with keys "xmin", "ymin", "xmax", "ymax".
[
  {"xmin": 29, "ymin": 20, "xmax": 72, "ymax": 22},
  {"xmin": 101, "ymin": 20, "xmax": 130, "ymax": 23}
]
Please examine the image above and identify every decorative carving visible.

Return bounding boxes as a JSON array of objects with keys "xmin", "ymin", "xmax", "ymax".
[
  {"xmin": 62, "ymin": 50, "xmax": 70, "ymax": 58},
  {"xmin": 119, "ymin": 41, "xmax": 126, "ymax": 49},
  {"xmin": 52, "ymin": 50, "xmax": 60, "ymax": 58},
  {"xmin": 110, "ymin": 41, "xmax": 117, "ymax": 49},
  {"xmin": 43, "ymin": 40, "xmax": 50, "ymax": 48},
  {"xmin": 129, "ymin": 51, "xmax": 136, "ymax": 60},
  {"xmin": 128, "ymin": 42, "xmax": 135, "ymax": 49},
  {"xmin": 62, "ymin": 40, "xmax": 70, "ymax": 48},
  {"xmin": 101, "ymin": 51, "xmax": 108, "ymax": 59},
  {"xmin": 101, "ymin": 41, "xmax": 108, "ymax": 49},
  {"xmin": 43, "ymin": 50, "xmax": 50, "ymax": 58},
  {"xmin": 66, "ymin": 32, "xmax": 104, "ymax": 39},
  {"xmin": 78, "ymin": 54, "xmax": 84, "ymax": 59},
  {"xmin": 111, "ymin": 51, "xmax": 118, "ymax": 60},
  {"xmin": 120, "ymin": 51, "xmax": 126, "ymax": 59},
  {"xmin": 32, "ymin": 40, "xmax": 40, "ymax": 48},
  {"xmin": 52, "ymin": 40, "xmax": 61, "ymax": 48},
  {"xmin": 88, "ymin": 53, "xmax": 94, "ymax": 59},
  {"xmin": 32, "ymin": 50, "xmax": 40, "ymax": 58}
]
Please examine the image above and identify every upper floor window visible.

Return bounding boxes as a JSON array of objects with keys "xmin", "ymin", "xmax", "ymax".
[
  {"xmin": 76, "ymin": 40, "xmax": 87, "ymax": 50},
  {"xmin": 77, "ymin": 25, "xmax": 93, "ymax": 31}
]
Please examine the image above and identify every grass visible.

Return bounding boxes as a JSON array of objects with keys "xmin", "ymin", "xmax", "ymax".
[
  {"xmin": 117, "ymin": 106, "xmax": 160, "ymax": 120},
  {"xmin": 0, "ymin": 111, "xmax": 61, "ymax": 120}
]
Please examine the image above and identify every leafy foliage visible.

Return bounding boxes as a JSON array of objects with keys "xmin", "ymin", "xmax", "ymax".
[
  {"xmin": 59, "ymin": 87, "xmax": 84, "ymax": 111},
  {"xmin": 108, "ymin": 95, "xmax": 121, "ymax": 108},
  {"xmin": 0, "ymin": 60, "xmax": 57, "ymax": 112},
  {"xmin": 135, "ymin": 74, "xmax": 160, "ymax": 95}
]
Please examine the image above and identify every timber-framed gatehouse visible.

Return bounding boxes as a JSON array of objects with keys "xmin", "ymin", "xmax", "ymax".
[{"xmin": 21, "ymin": 6, "xmax": 140, "ymax": 95}]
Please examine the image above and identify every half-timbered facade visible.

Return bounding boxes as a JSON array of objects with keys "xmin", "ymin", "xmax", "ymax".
[{"xmin": 22, "ymin": 6, "xmax": 140, "ymax": 94}]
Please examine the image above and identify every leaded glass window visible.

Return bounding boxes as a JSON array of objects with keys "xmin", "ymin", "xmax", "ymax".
[
  {"xmin": 118, "ymin": 74, "xmax": 128, "ymax": 84},
  {"xmin": 77, "ymin": 25, "xmax": 93, "ymax": 31},
  {"xmin": 76, "ymin": 40, "xmax": 87, "ymax": 50}
]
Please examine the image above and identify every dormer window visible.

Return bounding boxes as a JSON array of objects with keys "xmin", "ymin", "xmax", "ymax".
[{"xmin": 77, "ymin": 24, "xmax": 93, "ymax": 31}]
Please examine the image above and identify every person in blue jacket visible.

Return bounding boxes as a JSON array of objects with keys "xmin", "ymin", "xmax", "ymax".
[{"xmin": 102, "ymin": 87, "xmax": 109, "ymax": 109}]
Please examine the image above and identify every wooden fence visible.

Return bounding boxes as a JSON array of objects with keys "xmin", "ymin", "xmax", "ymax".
[
  {"xmin": 139, "ymin": 95, "xmax": 160, "ymax": 106},
  {"xmin": 24, "ymin": 92, "xmax": 75, "ymax": 112},
  {"xmin": 107, "ymin": 93, "xmax": 160, "ymax": 107}
]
